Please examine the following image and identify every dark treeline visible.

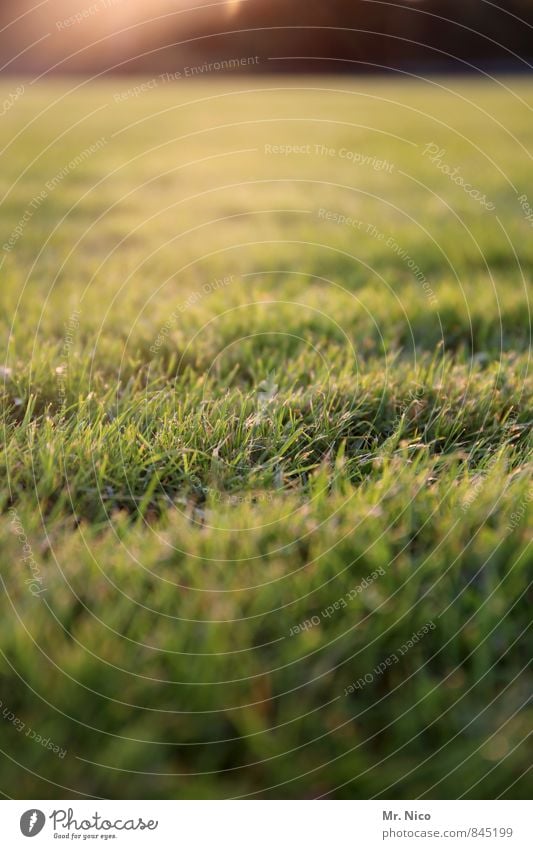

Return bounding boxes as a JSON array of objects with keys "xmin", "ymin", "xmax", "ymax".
[
  {"xmin": 185, "ymin": 0, "xmax": 533, "ymax": 74},
  {"xmin": 0, "ymin": 0, "xmax": 531, "ymax": 76}
]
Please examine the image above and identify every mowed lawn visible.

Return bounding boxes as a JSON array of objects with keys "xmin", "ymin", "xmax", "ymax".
[{"xmin": 0, "ymin": 77, "xmax": 531, "ymax": 799}]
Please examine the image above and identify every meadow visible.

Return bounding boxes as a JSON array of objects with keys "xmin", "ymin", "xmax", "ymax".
[{"xmin": 0, "ymin": 76, "xmax": 531, "ymax": 799}]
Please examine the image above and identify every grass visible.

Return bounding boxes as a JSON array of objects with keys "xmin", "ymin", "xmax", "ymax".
[{"xmin": 0, "ymin": 76, "xmax": 531, "ymax": 799}]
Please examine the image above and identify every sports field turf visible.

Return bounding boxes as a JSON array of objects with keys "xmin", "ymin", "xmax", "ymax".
[{"xmin": 0, "ymin": 77, "xmax": 531, "ymax": 799}]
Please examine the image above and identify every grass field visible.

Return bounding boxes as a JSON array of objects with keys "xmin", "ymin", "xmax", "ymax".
[{"xmin": 0, "ymin": 77, "xmax": 531, "ymax": 800}]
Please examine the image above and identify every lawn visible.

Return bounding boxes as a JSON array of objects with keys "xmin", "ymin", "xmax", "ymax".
[{"xmin": 0, "ymin": 76, "xmax": 531, "ymax": 799}]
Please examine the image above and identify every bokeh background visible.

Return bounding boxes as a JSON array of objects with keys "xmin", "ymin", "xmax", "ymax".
[{"xmin": 0, "ymin": 0, "xmax": 532, "ymax": 77}]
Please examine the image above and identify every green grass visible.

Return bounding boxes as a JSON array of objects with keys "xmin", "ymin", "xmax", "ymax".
[{"xmin": 0, "ymin": 77, "xmax": 531, "ymax": 799}]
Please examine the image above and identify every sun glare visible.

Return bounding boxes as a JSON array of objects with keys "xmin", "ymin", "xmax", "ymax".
[
  {"xmin": 109, "ymin": 0, "xmax": 244, "ymax": 23},
  {"xmin": 226, "ymin": 0, "xmax": 243, "ymax": 17}
]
